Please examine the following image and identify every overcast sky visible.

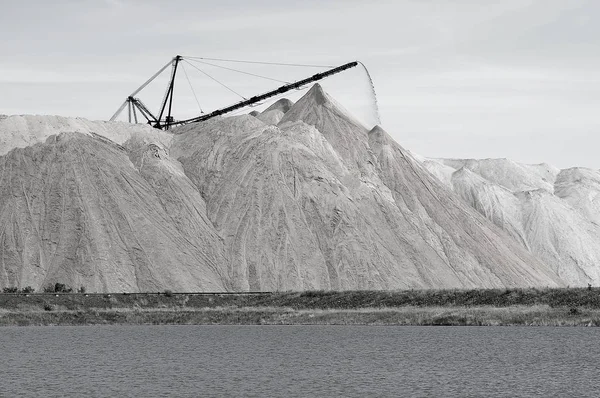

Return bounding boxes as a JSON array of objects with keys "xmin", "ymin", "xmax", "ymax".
[{"xmin": 1, "ymin": 0, "xmax": 599, "ymax": 169}]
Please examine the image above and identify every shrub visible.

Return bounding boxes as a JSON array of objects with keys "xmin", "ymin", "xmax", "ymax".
[
  {"xmin": 42, "ymin": 283, "xmax": 74, "ymax": 293},
  {"xmin": 3, "ymin": 287, "xmax": 18, "ymax": 293},
  {"xmin": 53, "ymin": 283, "xmax": 73, "ymax": 293},
  {"xmin": 43, "ymin": 303, "xmax": 54, "ymax": 311},
  {"xmin": 164, "ymin": 289, "xmax": 173, "ymax": 297},
  {"xmin": 569, "ymin": 307, "xmax": 580, "ymax": 315},
  {"xmin": 78, "ymin": 286, "xmax": 86, "ymax": 294},
  {"xmin": 21, "ymin": 286, "xmax": 35, "ymax": 294}
]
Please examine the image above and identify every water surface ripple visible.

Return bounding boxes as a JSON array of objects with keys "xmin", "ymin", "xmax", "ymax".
[{"xmin": 0, "ymin": 325, "xmax": 597, "ymax": 397}]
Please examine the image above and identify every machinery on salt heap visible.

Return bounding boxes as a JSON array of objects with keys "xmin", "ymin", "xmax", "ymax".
[{"xmin": 110, "ymin": 55, "xmax": 358, "ymax": 131}]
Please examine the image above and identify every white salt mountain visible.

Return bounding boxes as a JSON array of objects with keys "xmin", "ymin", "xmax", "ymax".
[
  {"xmin": 0, "ymin": 85, "xmax": 564, "ymax": 291},
  {"xmin": 0, "ymin": 114, "xmax": 172, "ymax": 155},
  {"xmin": 170, "ymin": 84, "xmax": 559, "ymax": 290},
  {"xmin": 427, "ymin": 158, "xmax": 600, "ymax": 286}
]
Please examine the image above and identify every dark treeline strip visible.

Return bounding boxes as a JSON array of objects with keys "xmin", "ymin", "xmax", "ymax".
[{"xmin": 2, "ymin": 288, "xmax": 600, "ymax": 312}]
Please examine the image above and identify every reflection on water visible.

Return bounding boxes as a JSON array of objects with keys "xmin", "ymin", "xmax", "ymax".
[{"xmin": 1, "ymin": 325, "xmax": 598, "ymax": 397}]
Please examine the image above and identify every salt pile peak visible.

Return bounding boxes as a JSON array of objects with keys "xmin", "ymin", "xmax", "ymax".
[
  {"xmin": 253, "ymin": 98, "xmax": 295, "ymax": 126},
  {"xmin": 438, "ymin": 158, "xmax": 559, "ymax": 193}
]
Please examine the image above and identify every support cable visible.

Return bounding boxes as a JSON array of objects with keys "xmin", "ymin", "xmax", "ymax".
[
  {"xmin": 185, "ymin": 57, "xmax": 289, "ymax": 84},
  {"xmin": 183, "ymin": 56, "xmax": 334, "ymax": 68},
  {"xmin": 181, "ymin": 63, "xmax": 204, "ymax": 114},
  {"xmin": 183, "ymin": 60, "xmax": 247, "ymax": 100}
]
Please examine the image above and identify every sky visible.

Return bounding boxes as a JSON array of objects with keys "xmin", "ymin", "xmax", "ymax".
[{"xmin": 1, "ymin": 0, "xmax": 599, "ymax": 169}]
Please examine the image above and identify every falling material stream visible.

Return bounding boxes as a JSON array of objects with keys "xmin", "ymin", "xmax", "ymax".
[{"xmin": 359, "ymin": 62, "xmax": 382, "ymax": 126}]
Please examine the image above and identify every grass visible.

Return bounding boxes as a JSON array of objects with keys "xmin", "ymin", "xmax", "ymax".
[
  {"xmin": 2, "ymin": 305, "xmax": 600, "ymax": 327},
  {"xmin": 2, "ymin": 287, "xmax": 600, "ymax": 326}
]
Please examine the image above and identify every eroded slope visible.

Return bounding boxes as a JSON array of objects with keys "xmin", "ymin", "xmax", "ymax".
[
  {"xmin": 430, "ymin": 158, "xmax": 600, "ymax": 285},
  {"xmin": 0, "ymin": 132, "xmax": 227, "ymax": 292}
]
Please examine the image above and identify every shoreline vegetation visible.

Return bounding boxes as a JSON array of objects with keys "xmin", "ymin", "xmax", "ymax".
[{"xmin": 2, "ymin": 288, "xmax": 600, "ymax": 327}]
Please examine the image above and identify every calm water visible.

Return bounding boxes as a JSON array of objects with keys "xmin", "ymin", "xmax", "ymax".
[{"xmin": 1, "ymin": 325, "xmax": 599, "ymax": 397}]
